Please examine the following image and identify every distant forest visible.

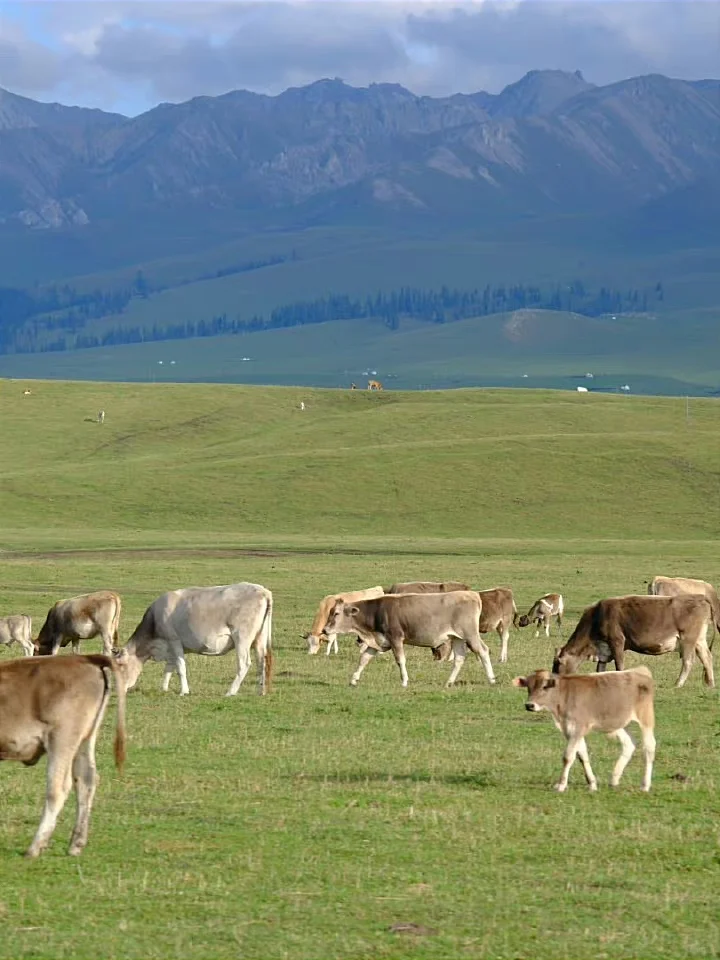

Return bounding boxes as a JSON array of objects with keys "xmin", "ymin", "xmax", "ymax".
[{"xmin": 0, "ymin": 277, "xmax": 663, "ymax": 355}]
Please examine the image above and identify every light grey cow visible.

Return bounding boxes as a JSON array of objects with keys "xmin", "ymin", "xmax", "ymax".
[
  {"xmin": 0, "ymin": 614, "xmax": 33, "ymax": 656},
  {"xmin": 322, "ymin": 590, "xmax": 495, "ymax": 688},
  {"xmin": 116, "ymin": 582, "xmax": 273, "ymax": 696}
]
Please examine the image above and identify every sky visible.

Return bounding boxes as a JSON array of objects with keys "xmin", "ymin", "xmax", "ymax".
[{"xmin": 1, "ymin": 0, "xmax": 718, "ymax": 116}]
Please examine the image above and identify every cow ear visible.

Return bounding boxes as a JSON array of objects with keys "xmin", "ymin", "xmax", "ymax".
[
  {"xmin": 543, "ymin": 678, "xmax": 557, "ymax": 689},
  {"xmin": 348, "ymin": 605, "xmax": 360, "ymax": 616},
  {"xmin": 511, "ymin": 676, "xmax": 527, "ymax": 688}
]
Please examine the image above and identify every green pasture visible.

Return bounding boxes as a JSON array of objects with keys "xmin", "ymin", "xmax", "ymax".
[{"xmin": 1, "ymin": 382, "xmax": 720, "ymax": 958}]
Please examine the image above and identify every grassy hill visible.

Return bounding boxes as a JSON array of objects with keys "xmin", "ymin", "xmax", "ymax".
[{"xmin": 1, "ymin": 381, "xmax": 720, "ymax": 959}]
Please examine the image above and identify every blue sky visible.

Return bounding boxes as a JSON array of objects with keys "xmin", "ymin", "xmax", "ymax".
[{"xmin": 1, "ymin": 1, "xmax": 718, "ymax": 115}]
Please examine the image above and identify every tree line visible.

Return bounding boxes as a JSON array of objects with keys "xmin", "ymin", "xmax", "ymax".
[{"xmin": 1, "ymin": 281, "xmax": 663, "ymax": 355}]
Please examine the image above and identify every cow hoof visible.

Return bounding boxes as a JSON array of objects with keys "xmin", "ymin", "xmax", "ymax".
[
  {"xmin": 68, "ymin": 844, "xmax": 84, "ymax": 857},
  {"xmin": 588, "ymin": 782, "xmax": 599, "ymax": 793},
  {"xmin": 24, "ymin": 847, "xmax": 42, "ymax": 860},
  {"xmin": 553, "ymin": 783, "xmax": 567, "ymax": 793},
  {"xmin": 350, "ymin": 679, "xmax": 359, "ymax": 687}
]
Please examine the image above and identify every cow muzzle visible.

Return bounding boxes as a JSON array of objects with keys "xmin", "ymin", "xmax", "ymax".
[{"xmin": 525, "ymin": 702, "xmax": 540, "ymax": 712}]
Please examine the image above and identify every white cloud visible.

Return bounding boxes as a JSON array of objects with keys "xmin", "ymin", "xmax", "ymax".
[{"xmin": 1, "ymin": 1, "xmax": 717, "ymax": 115}]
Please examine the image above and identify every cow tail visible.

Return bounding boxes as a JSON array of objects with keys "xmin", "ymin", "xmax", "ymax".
[
  {"xmin": 110, "ymin": 658, "xmax": 128, "ymax": 773},
  {"xmin": 261, "ymin": 592, "xmax": 274, "ymax": 695},
  {"xmin": 113, "ymin": 594, "xmax": 122, "ymax": 647},
  {"xmin": 512, "ymin": 600, "xmax": 519, "ymax": 628}
]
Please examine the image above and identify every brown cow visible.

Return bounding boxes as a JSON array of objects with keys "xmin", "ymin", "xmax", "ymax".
[
  {"xmin": 433, "ymin": 586, "xmax": 518, "ymax": 663},
  {"xmin": 304, "ymin": 586, "xmax": 385, "ymax": 654},
  {"xmin": 0, "ymin": 614, "xmax": 33, "ymax": 656},
  {"xmin": 0, "ymin": 654, "xmax": 126, "ymax": 857},
  {"xmin": 517, "ymin": 593, "xmax": 564, "ymax": 638},
  {"xmin": 35, "ymin": 591, "xmax": 122, "ymax": 657},
  {"xmin": 367, "ymin": 379, "xmax": 383, "ymax": 391},
  {"xmin": 648, "ymin": 576, "xmax": 720, "ymax": 633},
  {"xmin": 322, "ymin": 591, "xmax": 495, "ymax": 688},
  {"xmin": 386, "ymin": 581, "xmax": 470, "ymax": 595},
  {"xmin": 552, "ymin": 594, "xmax": 714, "ymax": 687},
  {"xmin": 512, "ymin": 667, "xmax": 656, "ymax": 792}
]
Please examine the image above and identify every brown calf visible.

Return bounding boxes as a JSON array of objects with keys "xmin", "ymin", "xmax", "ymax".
[
  {"xmin": 0, "ymin": 654, "xmax": 126, "ymax": 857},
  {"xmin": 513, "ymin": 667, "xmax": 656, "ymax": 792},
  {"xmin": 35, "ymin": 590, "xmax": 122, "ymax": 656},
  {"xmin": 433, "ymin": 586, "xmax": 518, "ymax": 663}
]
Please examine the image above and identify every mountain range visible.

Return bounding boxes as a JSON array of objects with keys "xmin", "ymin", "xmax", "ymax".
[{"xmin": 1, "ymin": 68, "xmax": 718, "ymax": 233}]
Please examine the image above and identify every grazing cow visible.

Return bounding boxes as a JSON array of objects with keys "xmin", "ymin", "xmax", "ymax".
[
  {"xmin": 23, "ymin": 389, "xmax": 32, "ymax": 396},
  {"xmin": 433, "ymin": 586, "xmax": 518, "ymax": 664},
  {"xmin": 552, "ymin": 594, "xmax": 714, "ymax": 687},
  {"xmin": 0, "ymin": 614, "xmax": 33, "ymax": 656},
  {"xmin": 518, "ymin": 594, "xmax": 564, "ymax": 638},
  {"xmin": 0, "ymin": 654, "xmax": 126, "ymax": 857},
  {"xmin": 648, "ymin": 576, "xmax": 720, "ymax": 633},
  {"xmin": 97, "ymin": 410, "xmax": 105, "ymax": 424},
  {"xmin": 322, "ymin": 591, "xmax": 495, "ymax": 688},
  {"xmin": 512, "ymin": 667, "xmax": 656, "ymax": 793},
  {"xmin": 367, "ymin": 380, "xmax": 383, "ymax": 391},
  {"xmin": 350, "ymin": 383, "xmax": 357, "ymax": 390},
  {"xmin": 386, "ymin": 580, "xmax": 470, "ymax": 595},
  {"xmin": 116, "ymin": 582, "xmax": 273, "ymax": 696},
  {"xmin": 35, "ymin": 591, "xmax": 122, "ymax": 657},
  {"xmin": 304, "ymin": 586, "xmax": 385, "ymax": 655}
]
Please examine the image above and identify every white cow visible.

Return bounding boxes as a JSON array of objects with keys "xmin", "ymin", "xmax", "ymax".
[
  {"xmin": 0, "ymin": 614, "xmax": 33, "ymax": 656},
  {"xmin": 97, "ymin": 410, "xmax": 105, "ymax": 424},
  {"xmin": 116, "ymin": 583, "xmax": 273, "ymax": 696}
]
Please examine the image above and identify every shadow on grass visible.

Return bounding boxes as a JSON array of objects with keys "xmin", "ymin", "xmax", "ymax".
[{"xmin": 292, "ymin": 771, "xmax": 495, "ymax": 788}]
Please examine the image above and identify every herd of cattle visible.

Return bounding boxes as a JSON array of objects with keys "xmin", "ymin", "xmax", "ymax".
[{"xmin": 0, "ymin": 574, "xmax": 718, "ymax": 859}]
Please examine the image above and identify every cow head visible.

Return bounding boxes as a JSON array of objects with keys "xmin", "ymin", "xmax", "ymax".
[
  {"xmin": 322, "ymin": 601, "xmax": 357, "ymax": 638},
  {"xmin": 512, "ymin": 670, "xmax": 557, "ymax": 711},
  {"xmin": 113, "ymin": 646, "xmax": 143, "ymax": 691},
  {"xmin": 432, "ymin": 640, "xmax": 453, "ymax": 662},
  {"xmin": 303, "ymin": 633, "xmax": 322, "ymax": 655},
  {"xmin": 34, "ymin": 633, "xmax": 56, "ymax": 656},
  {"xmin": 551, "ymin": 646, "xmax": 581, "ymax": 675},
  {"xmin": 517, "ymin": 615, "xmax": 531, "ymax": 628}
]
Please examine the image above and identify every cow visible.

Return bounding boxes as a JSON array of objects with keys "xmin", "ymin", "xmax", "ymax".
[
  {"xmin": 517, "ymin": 594, "xmax": 564, "ymax": 638},
  {"xmin": 97, "ymin": 410, "xmax": 105, "ymax": 424},
  {"xmin": 512, "ymin": 667, "xmax": 656, "ymax": 793},
  {"xmin": 115, "ymin": 582, "xmax": 273, "ymax": 697},
  {"xmin": 0, "ymin": 614, "xmax": 33, "ymax": 656},
  {"xmin": 304, "ymin": 586, "xmax": 385, "ymax": 655},
  {"xmin": 386, "ymin": 580, "xmax": 470, "ymax": 595},
  {"xmin": 35, "ymin": 591, "xmax": 122, "ymax": 657},
  {"xmin": 433, "ymin": 587, "xmax": 518, "ymax": 664},
  {"xmin": 367, "ymin": 380, "xmax": 383, "ymax": 391},
  {"xmin": 0, "ymin": 653, "xmax": 126, "ymax": 857},
  {"xmin": 350, "ymin": 383, "xmax": 357, "ymax": 390},
  {"xmin": 552, "ymin": 594, "xmax": 714, "ymax": 688},
  {"xmin": 322, "ymin": 591, "xmax": 496, "ymax": 688},
  {"xmin": 648, "ymin": 576, "xmax": 720, "ymax": 634}
]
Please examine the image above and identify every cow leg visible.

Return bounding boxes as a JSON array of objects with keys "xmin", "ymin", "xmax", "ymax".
[
  {"xmin": 639, "ymin": 724, "xmax": 656, "ymax": 792},
  {"xmin": 100, "ymin": 629, "xmax": 113, "ymax": 657},
  {"xmin": 325, "ymin": 633, "xmax": 338, "ymax": 656},
  {"xmin": 609, "ymin": 727, "xmax": 636, "ymax": 787},
  {"xmin": 544, "ymin": 620, "xmax": 550, "ymax": 639},
  {"xmin": 575, "ymin": 737, "xmax": 598, "ymax": 792},
  {"xmin": 676, "ymin": 637, "xmax": 696, "ymax": 687},
  {"xmin": 465, "ymin": 635, "xmax": 496, "ymax": 685},
  {"xmin": 446, "ymin": 638, "xmax": 467, "ymax": 686},
  {"xmin": 388, "ymin": 639, "xmax": 409, "ymax": 687},
  {"xmin": 26, "ymin": 748, "xmax": 74, "ymax": 858},
  {"xmin": 161, "ymin": 662, "xmax": 175, "ymax": 692},
  {"xmin": 596, "ymin": 660, "xmax": 609, "ymax": 673},
  {"xmin": 68, "ymin": 738, "xmax": 99, "ymax": 856},
  {"xmin": 695, "ymin": 633, "xmax": 715, "ymax": 687},
  {"xmin": 350, "ymin": 647, "xmax": 379, "ymax": 686},
  {"xmin": 498, "ymin": 624, "xmax": 510, "ymax": 663},
  {"xmin": 176, "ymin": 655, "xmax": 190, "ymax": 695},
  {"xmin": 71, "ymin": 640, "xmax": 80, "ymax": 654},
  {"xmin": 554, "ymin": 734, "xmax": 583, "ymax": 792},
  {"xmin": 227, "ymin": 642, "xmax": 252, "ymax": 696}
]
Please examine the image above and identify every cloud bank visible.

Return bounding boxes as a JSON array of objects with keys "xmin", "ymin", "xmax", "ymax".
[{"xmin": 1, "ymin": 1, "xmax": 718, "ymax": 115}]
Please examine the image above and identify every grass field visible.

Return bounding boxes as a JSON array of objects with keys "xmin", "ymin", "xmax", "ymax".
[{"xmin": 1, "ymin": 381, "xmax": 720, "ymax": 958}]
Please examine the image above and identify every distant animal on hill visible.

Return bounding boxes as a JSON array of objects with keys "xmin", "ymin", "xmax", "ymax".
[
  {"xmin": 299, "ymin": 401, "xmax": 305, "ymax": 411},
  {"xmin": 35, "ymin": 591, "xmax": 122, "ymax": 657},
  {"xmin": 350, "ymin": 383, "xmax": 357, "ymax": 390},
  {"xmin": 518, "ymin": 594, "xmax": 564, "ymax": 638},
  {"xmin": 97, "ymin": 410, "xmax": 105, "ymax": 424},
  {"xmin": 23, "ymin": 389, "xmax": 32, "ymax": 396},
  {"xmin": 367, "ymin": 379, "xmax": 383, "ymax": 391}
]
